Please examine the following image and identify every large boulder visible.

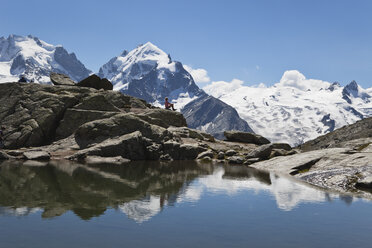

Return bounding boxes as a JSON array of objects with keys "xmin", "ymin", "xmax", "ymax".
[
  {"xmin": 74, "ymin": 94, "xmax": 121, "ymax": 112},
  {"xmin": 178, "ymin": 144, "xmax": 207, "ymax": 160},
  {"xmin": 136, "ymin": 109, "xmax": 187, "ymax": 128},
  {"xmin": 71, "ymin": 131, "xmax": 146, "ymax": 160},
  {"xmin": 56, "ymin": 109, "xmax": 118, "ymax": 139},
  {"xmin": 224, "ymin": 131, "xmax": 270, "ymax": 145},
  {"xmin": 76, "ymin": 74, "xmax": 113, "ymax": 90},
  {"xmin": 50, "ymin": 73, "xmax": 75, "ymax": 86},
  {"xmin": 23, "ymin": 151, "xmax": 50, "ymax": 160},
  {"xmin": 246, "ymin": 144, "xmax": 273, "ymax": 160},
  {"xmin": 167, "ymin": 126, "xmax": 215, "ymax": 142},
  {"xmin": 74, "ymin": 113, "xmax": 172, "ymax": 148}
]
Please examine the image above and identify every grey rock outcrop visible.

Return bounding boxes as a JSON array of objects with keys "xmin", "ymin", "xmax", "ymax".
[
  {"xmin": 74, "ymin": 113, "xmax": 174, "ymax": 149},
  {"xmin": 0, "ymin": 82, "xmax": 217, "ymax": 162},
  {"xmin": 224, "ymin": 131, "xmax": 270, "ymax": 145},
  {"xmin": 228, "ymin": 156, "xmax": 244, "ymax": 164},
  {"xmin": 197, "ymin": 150, "xmax": 214, "ymax": 159},
  {"xmin": 50, "ymin": 72, "xmax": 76, "ymax": 86},
  {"xmin": 0, "ymin": 83, "xmax": 148, "ymax": 148},
  {"xmin": 252, "ymin": 138, "xmax": 372, "ymax": 198},
  {"xmin": 76, "ymin": 74, "xmax": 113, "ymax": 91},
  {"xmin": 23, "ymin": 151, "xmax": 50, "ymax": 160},
  {"xmin": 71, "ymin": 131, "xmax": 146, "ymax": 160},
  {"xmin": 246, "ymin": 144, "xmax": 273, "ymax": 160}
]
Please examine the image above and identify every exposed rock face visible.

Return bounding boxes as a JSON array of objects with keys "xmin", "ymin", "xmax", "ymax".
[
  {"xmin": 251, "ymin": 118, "xmax": 372, "ymax": 197},
  {"xmin": 299, "ymin": 117, "xmax": 372, "ymax": 151},
  {"xmin": 182, "ymin": 95, "xmax": 253, "ymax": 139},
  {"xmin": 0, "ymin": 83, "xmax": 147, "ymax": 148},
  {"xmin": 0, "ymin": 82, "xmax": 215, "ymax": 162},
  {"xmin": 73, "ymin": 131, "xmax": 147, "ymax": 160},
  {"xmin": 76, "ymin": 74, "xmax": 113, "ymax": 91},
  {"xmin": 252, "ymin": 138, "xmax": 372, "ymax": 198},
  {"xmin": 74, "ymin": 113, "xmax": 173, "ymax": 149},
  {"xmin": 50, "ymin": 72, "xmax": 76, "ymax": 86},
  {"xmin": 224, "ymin": 131, "xmax": 270, "ymax": 145}
]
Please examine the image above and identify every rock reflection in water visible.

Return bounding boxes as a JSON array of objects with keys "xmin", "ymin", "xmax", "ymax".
[
  {"xmin": 0, "ymin": 160, "xmax": 359, "ymax": 222},
  {"xmin": 0, "ymin": 160, "xmax": 212, "ymax": 220}
]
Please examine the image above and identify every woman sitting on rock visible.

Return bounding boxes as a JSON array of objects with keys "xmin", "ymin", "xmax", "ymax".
[{"xmin": 165, "ymin": 97, "xmax": 176, "ymax": 111}]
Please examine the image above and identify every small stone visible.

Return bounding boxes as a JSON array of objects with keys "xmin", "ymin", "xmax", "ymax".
[
  {"xmin": 224, "ymin": 131, "xmax": 270, "ymax": 145},
  {"xmin": 6, "ymin": 150, "xmax": 24, "ymax": 156},
  {"xmin": 228, "ymin": 156, "xmax": 244, "ymax": 164},
  {"xmin": 23, "ymin": 151, "xmax": 50, "ymax": 160},
  {"xmin": 50, "ymin": 72, "xmax": 76, "ymax": 86},
  {"xmin": 271, "ymin": 143, "xmax": 292, "ymax": 151},
  {"xmin": 244, "ymin": 157, "xmax": 261, "ymax": 165},
  {"xmin": 246, "ymin": 144, "xmax": 273, "ymax": 160},
  {"xmin": 217, "ymin": 151, "xmax": 225, "ymax": 159},
  {"xmin": 76, "ymin": 74, "xmax": 113, "ymax": 90},
  {"xmin": 225, "ymin": 149, "xmax": 237, "ymax": 156},
  {"xmin": 197, "ymin": 150, "xmax": 214, "ymax": 159},
  {"xmin": 85, "ymin": 156, "xmax": 130, "ymax": 165},
  {"xmin": 270, "ymin": 149, "xmax": 288, "ymax": 158},
  {"xmin": 160, "ymin": 154, "xmax": 172, "ymax": 161},
  {"xmin": 0, "ymin": 151, "xmax": 10, "ymax": 160}
]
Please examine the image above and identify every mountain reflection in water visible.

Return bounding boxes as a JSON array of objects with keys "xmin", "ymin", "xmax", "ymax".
[{"xmin": 0, "ymin": 160, "xmax": 358, "ymax": 222}]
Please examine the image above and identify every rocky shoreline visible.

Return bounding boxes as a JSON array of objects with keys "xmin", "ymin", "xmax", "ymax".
[{"xmin": 0, "ymin": 77, "xmax": 371, "ymax": 198}]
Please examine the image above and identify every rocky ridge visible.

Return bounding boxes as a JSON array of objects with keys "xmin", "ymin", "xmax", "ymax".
[{"xmin": 0, "ymin": 79, "xmax": 292, "ymax": 165}]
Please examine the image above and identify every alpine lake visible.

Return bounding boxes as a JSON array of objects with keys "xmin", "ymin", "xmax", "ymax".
[{"xmin": 0, "ymin": 160, "xmax": 371, "ymax": 248}]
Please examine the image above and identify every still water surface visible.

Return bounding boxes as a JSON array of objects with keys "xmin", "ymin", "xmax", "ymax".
[{"xmin": 0, "ymin": 160, "xmax": 371, "ymax": 248}]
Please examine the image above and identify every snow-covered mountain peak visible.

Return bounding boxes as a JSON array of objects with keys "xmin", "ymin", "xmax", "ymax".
[
  {"xmin": 99, "ymin": 42, "xmax": 252, "ymax": 138},
  {"xmin": 344, "ymin": 80, "xmax": 360, "ymax": 96},
  {"xmin": 342, "ymin": 80, "xmax": 370, "ymax": 104},
  {"xmin": 0, "ymin": 34, "xmax": 91, "ymax": 83},
  {"xmin": 98, "ymin": 41, "xmax": 179, "ymax": 92},
  {"xmin": 135, "ymin": 41, "xmax": 167, "ymax": 57},
  {"xmin": 98, "ymin": 42, "xmax": 202, "ymax": 105}
]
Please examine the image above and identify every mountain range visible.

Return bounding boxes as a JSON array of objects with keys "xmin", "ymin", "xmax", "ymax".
[
  {"xmin": 204, "ymin": 70, "xmax": 372, "ymax": 145},
  {"xmin": 0, "ymin": 34, "xmax": 371, "ymax": 145},
  {"xmin": 0, "ymin": 35, "xmax": 91, "ymax": 83}
]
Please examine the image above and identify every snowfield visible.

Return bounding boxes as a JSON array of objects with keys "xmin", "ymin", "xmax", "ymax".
[{"xmin": 204, "ymin": 70, "xmax": 372, "ymax": 146}]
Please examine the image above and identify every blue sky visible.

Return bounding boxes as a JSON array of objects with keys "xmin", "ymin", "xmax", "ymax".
[{"xmin": 1, "ymin": 0, "xmax": 372, "ymax": 88}]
